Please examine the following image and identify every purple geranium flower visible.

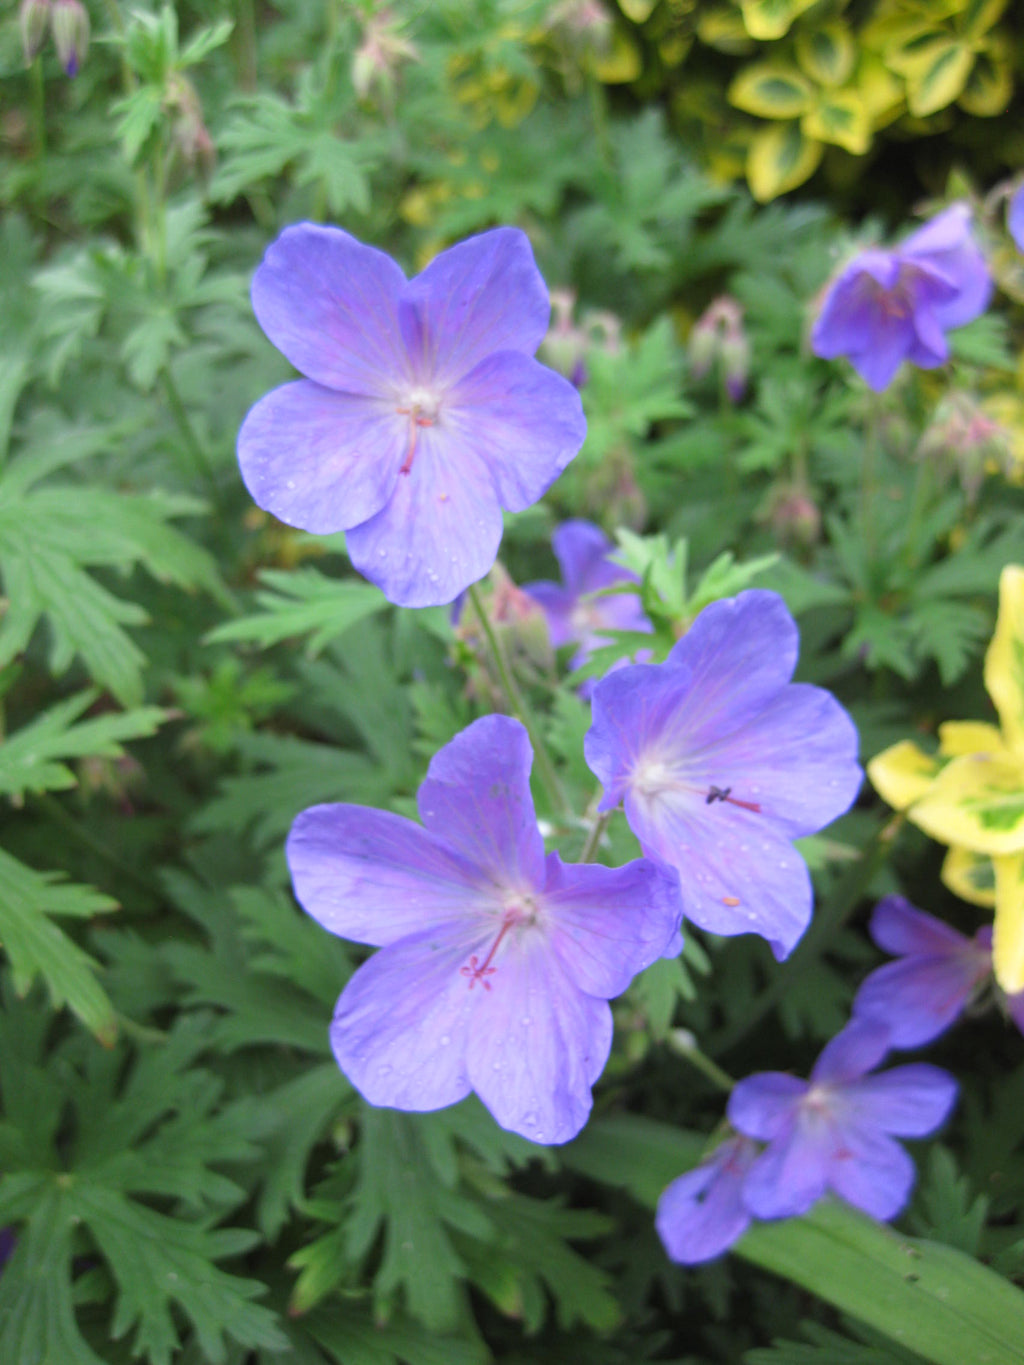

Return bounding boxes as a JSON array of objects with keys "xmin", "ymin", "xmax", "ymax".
[
  {"xmin": 852, "ymin": 896, "xmax": 993, "ymax": 1048},
  {"xmin": 811, "ymin": 205, "xmax": 991, "ymax": 391},
  {"xmin": 287, "ymin": 714, "xmax": 681, "ymax": 1144},
  {"xmin": 729, "ymin": 1019, "xmax": 958, "ymax": 1221},
  {"xmin": 656, "ymin": 1135, "xmax": 759, "ymax": 1265},
  {"xmin": 523, "ymin": 520, "xmax": 652, "ymax": 671},
  {"xmin": 238, "ymin": 225, "xmax": 586, "ymax": 608},
  {"xmin": 1009, "ymin": 185, "xmax": 1024, "ymax": 254},
  {"xmin": 583, "ymin": 590, "xmax": 862, "ymax": 958}
]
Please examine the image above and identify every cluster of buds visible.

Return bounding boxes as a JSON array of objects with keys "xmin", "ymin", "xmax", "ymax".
[
  {"xmin": 761, "ymin": 482, "xmax": 821, "ymax": 550},
  {"xmin": 351, "ymin": 9, "xmax": 420, "ymax": 105},
  {"xmin": 543, "ymin": 0, "xmax": 614, "ymax": 71},
  {"xmin": 688, "ymin": 295, "xmax": 750, "ymax": 403},
  {"xmin": 20, "ymin": 0, "xmax": 89, "ymax": 76},
  {"xmin": 452, "ymin": 564, "xmax": 553, "ymax": 708},
  {"xmin": 917, "ymin": 392, "xmax": 1015, "ymax": 502},
  {"xmin": 540, "ymin": 288, "xmax": 622, "ymax": 389}
]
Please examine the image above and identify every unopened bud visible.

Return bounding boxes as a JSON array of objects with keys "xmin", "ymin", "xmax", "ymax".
[
  {"xmin": 687, "ymin": 316, "xmax": 718, "ymax": 379},
  {"xmin": 720, "ymin": 330, "xmax": 750, "ymax": 403},
  {"xmin": 19, "ymin": 0, "xmax": 50, "ymax": 65},
  {"xmin": 688, "ymin": 295, "xmax": 750, "ymax": 401},
  {"xmin": 51, "ymin": 0, "xmax": 89, "ymax": 76}
]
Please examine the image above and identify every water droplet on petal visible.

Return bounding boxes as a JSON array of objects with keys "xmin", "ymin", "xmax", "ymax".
[
  {"xmin": 440, "ymin": 1034, "xmax": 451, "ymax": 1046},
  {"xmin": 520, "ymin": 1016, "xmax": 532, "ymax": 1026},
  {"xmin": 378, "ymin": 1064, "xmax": 393, "ymax": 1077},
  {"xmin": 286, "ymin": 480, "xmax": 296, "ymax": 490},
  {"xmin": 523, "ymin": 1112, "xmax": 537, "ymax": 1127},
  {"xmin": 378, "ymin": 549, "xmax": 388, "ymax": 559}
]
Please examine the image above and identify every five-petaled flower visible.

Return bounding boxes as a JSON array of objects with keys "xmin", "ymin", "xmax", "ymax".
[
  {"xmin": 583, "ymin": 590, "xmax": 862, "ymax": 958},
  {"xmin": 811, "ymin": 205, "xmax": 991, "ymax": 392},
  {"xmin": 238, "ymin": 224, "xmax": 586, "ymax": 608},
  {"xmin": 523, "ymin": 520, "xmax": 652, "ymax": 683},
  {"xmin": 729, "ymin": 1019, "xmax": 958, "ymax": 1221},
  {"xmin": 287, "ymin": 714, "xmax": 682, "ymax": 1144}
]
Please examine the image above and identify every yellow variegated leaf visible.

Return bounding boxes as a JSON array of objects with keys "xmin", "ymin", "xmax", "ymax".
[
  {"xmin": 729, "ymin": 64, "xmax": 815, "ymax": 119},
  {"xmin": 802, "ymin": 91, "xmax": 872, "ymax": 155},
  {"xmin": 901, "ymin": 37, "xmax": 975, "ymax": 116},
  {"xmin": 942, "ymin": 845, "xmax": 997, "ymax": 907},
  {"xmin": 659, "ymin": 32, "xmax": 693, "ymax": 67},
  {"xmin": 856, "ymin": 55, "xmax": 906, "ymax": 128},
  {"xmin": 870, "ymin": 18, "xmax": 938, "ymax": 65},
  {"xmin": 591, "ymin": 28, "xmax": 642, "ymax": 82},
  {"xmin": 867, "ymin": 740, "xmax": 941, "ymax": 811},
  {"xmin": 911, "ymin": 751, "xmax": 1024, "ymax": 857},
  {"xmin": 695, "ymin": 8, "xmax": 755, "ymax": 55},
  {"xmin": 739, "ymin": 0, "xmax": 818, "ymax": 41},
  {"xmin": 619, "ymin": 0, "xmax": 657, "ymax": 21},
  {"xmin": 795, "ymin": 23, "xmax": 856, "ymax": 88},
  {"xmin": 746, "ymin": 121, "xmax": 823, "ymax": 201},
  {"xmin": 993, "ymin": 851, "xmax": 1024, "ymax": 992},
  {"xmin": 959, "ymin": 0, "xmax": 1010, "ymax": 40},
  {"xmin": 938, "ymin": 720, "xmax": 1006, "ymax": 756},
  {"xmin": 984, "ymin": 565, "xmax": 1024, "ymax": 751},
  {"xmin": 958, "ymin": 44, "xmax": 1013, "ymax": 117}
]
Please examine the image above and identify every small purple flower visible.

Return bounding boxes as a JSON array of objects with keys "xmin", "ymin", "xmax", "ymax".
[
  {"xmin": 238, "ymin": 225, "xmax": 586, "ymax": 608},
  {"xmin": 1009, "ymin": 185, "xmax": 1024, "ymax": 254},
  {"xmin": 656, "ymin": 1135, "xmax": 759, "ymax": 1265},
  {"xmin": 853, "ymin": 896, "xmax": 993, "ymax": 1048},
  {"xmin": 811, "ymin": 205, "xmax": 991, "ymax": 391},
  {"xmin": 730, "ymin": 1019, "xmax": 958, "ymax": 1221},
  {"xmin": 583, "ymin": 590, "xmax": 862, "ymax": 958},
  {"xmin": 287, "ymin": 714, "xmax": 681, "ymax": 1144},
  {"xmin": 523, "ymin": 520, "xmax": 652, "ymax": 673}
]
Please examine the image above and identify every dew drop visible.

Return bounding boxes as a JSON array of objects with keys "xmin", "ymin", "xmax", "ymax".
[
  {"xmin": 378, "ymin": 549, "xmax": 388, "ymax": 559},
  {"xmin": 440, "ymin": 1034, "xmax": 451, "ymax": 1046},
  {"xmin": 378, "ymin": 1064, "xmax": 393, "ymax": 1077},
  {"xmin": 520, "ymin": 1016, "xmax": 532, "ymax": 1027},
  {"xmin": 523, "ymin": 1111, "xmax": 537, "ymax": 1127},
  {"xmin": 492, "ymin": 1060, "xmax": 503, "ymax": 1071},
  {"xmin": 285, "ymin": 479, "xmax": 296, "ymax": 490}
]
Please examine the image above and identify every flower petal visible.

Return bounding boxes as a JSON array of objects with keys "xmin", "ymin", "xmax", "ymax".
[
  {"xmin": 1009, "ymin": 186, "xmax": 1024, "ymax": 254},
  {"xmin": 465, "ymin": 944, "xmax": 613, "ymax": 1144},
  {"xmin": 848, "ymin": 318, "xmax": 915, "ymax": 391},
  {"xmin": 446, "ymin": 350, "xmax": 586, "ymax": 512},
  {"xmin": 237, "ymin": 381, "xmax": 404, "ymax": 534},
  {"xmin": 741, "ymin": 1123, "xmax": 830, "ymax": 1220},
  {"xmin": 544, "ymin": 853, "xmax": 683, "ymax": 997},
  {"xmin": 810, "ymin": 1018, "xmax": 890, "ymax": 1084},
  {"xmin": 403, "ymin": 228, "xmax": 550, "ymax": 388},
  {"xmin": 994, "ymin": 850, "xmax": 1024, "ymax": 993},
  {"xmin": 330, "ymin": 928, "xmax": 482, "ymax": 1112},
  {"xmin": 287, "ymin": 804, "xmax": 492, "ymax": 947},
  {"xmin": 551, "ymin": 520, "xmax": 617, "ymax": 595},
  {"xmin": 522, "ymin": 581, "xmax": 577, "ymax": 648},
  {"xmin": 655, "ymin": 1138, "xmax": 757, "ymax": 1265},
  {"xmin": 852, "ymin": 955, "xmax": 981, "ymax": 1048},
  {"xmin": 728, "ymin": 1073, "xmax": 806, "ymax": 1141},
  {"xmin": 251, "ymin": 223, "xmax": 409, "ymax": 394},
  {"xmin": 827, "ymin": 1125, "xmax": 916, "ymax": 1220},
  {"xmin": 416, "ymin": 715, "xmax": 545, "ymax": 888},
  {"xmin": 622, "ymin": 800, "xmax": 815, "ymax": 958},
  {"xmin": 845, "ymin": 1064, "xmax": 958, "ymax": 1136},
  {"xmin": 868, "ymin": 895, "xmax": 970, "ymax": 956},
  {"xmin": 344, "ymin": 419, "xmax": 504, "ymax": 608}
]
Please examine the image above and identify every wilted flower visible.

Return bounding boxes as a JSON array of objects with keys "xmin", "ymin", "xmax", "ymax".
[
  {"xmin": 1009, "ymin": 185, "xmax": 1024, "ymax": 254},
  {"xmin": 287, "ymin": 715, "xmax": 682, "ymax": 1143},
  {"xmin": 51, "ymin": 0, "xmax": 88, "ymax": 75},
  {"xmin": 523, "ymin": 519, "xmax": 652, "ymax": 678},
  {"xmin": 811, "ymin": 205, "xmax": 991, "ymax": 391},
  {"xmin": 730, "ymin": 1019, "xmax": 958, "ymax": 1220},
  {"xmin": 584, "ymin": 590, "xmax": 862, "ymax": 958},
  {"xmin": 656, "ymin": 1135, "xmax": 759, "ymax": 1265},
  {"xmin": 238, "ymin": 225, "xmax": 586, "ymax": 608}
]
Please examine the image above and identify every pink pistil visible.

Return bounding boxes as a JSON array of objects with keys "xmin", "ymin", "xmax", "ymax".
[
  {"xmin": 397, "ymin": 408, "xmax": 435, "ymax": 475},
  {"xmin": 461, "ymin": 912, "xmax": 518, "ymax": 991}
]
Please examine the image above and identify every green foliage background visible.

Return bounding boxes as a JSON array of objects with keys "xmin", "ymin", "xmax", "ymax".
[{"xmin": 2, "ymin": 0, "xmax": 1024, "ymax": 1361}]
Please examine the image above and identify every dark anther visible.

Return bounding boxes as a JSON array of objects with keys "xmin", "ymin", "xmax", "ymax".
[{"xmin": 706, "ymin": 785, "xmax": 732, "ymax": 805}]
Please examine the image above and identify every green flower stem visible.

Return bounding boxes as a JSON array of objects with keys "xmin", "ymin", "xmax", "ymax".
[
  {"xmin": 467, "ymin": 581, "xmax": 570, "ymax": 820},
  {"xmin": 669, "ymin": 1032, "xmax": 735, "ymax": 1092},
  {"xmin": 161, "ymin": 367, "xmax": 221, "ymax": 504},
  {"xmin": 235, "ymin": 0, "xmax": 258, "ymax": 91},
  {"xmin": 860, "ymin": 392, "xmax": 883, "ymax": 565},
  {"xmin": 30, "ymin": 57, "xmax": 46, "ymax": 161},
  {"xmin": 580, "ymin": 808, "xmax": 611, "ymax": 863}
]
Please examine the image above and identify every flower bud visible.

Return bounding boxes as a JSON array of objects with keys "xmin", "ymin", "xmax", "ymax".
[
  {"xmin": 688, "ymin": 295, "xmax": 750, "ymax": 401},
  {"xmin": 19, "ymin": 0, "xmax": 50, "ymax": 65},
  {"xmin": 720, "ymin": 328, "xmax": 750, "ymax": 403},
  {"xmin": 51, "ymin": 0, "xmax": 89, "ymax": 76}
]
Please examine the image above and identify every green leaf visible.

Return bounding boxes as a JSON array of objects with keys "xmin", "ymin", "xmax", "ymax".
[
  {"xmin": 747, "ymin": 122, "xmax": 824, "ymax": 202},
  {"xmin": 739, "ymin": 0, "xmax": 819, "ymax": 41},
  {"xmin": 729, "ymin": 65, "xmax": 815, "ymax": 120},
  {"xmin": 0, "ymin": 850, "xmax": 118, "ymax": 1041},
  {"xmin": 303, "ymin": 1302, "xmax": 489, "ymax": 1365},
  {"xmin": 795, "ymin": 24, "xmax": 856, "ymax": 87},
  {"xmin": 0, "ymin": 691, "xmax": 166, "ymax": 800},
  {"xmin": 206, "ymin": 568, "xmax": 387, "ymax": 656}
]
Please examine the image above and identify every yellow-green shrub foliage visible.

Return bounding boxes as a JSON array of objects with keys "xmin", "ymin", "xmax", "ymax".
[{"xmin": 609, "ymin": 0, "xmax": 1022, "ymax": 201}]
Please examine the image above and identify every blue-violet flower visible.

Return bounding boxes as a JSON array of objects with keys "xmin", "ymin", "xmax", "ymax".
[
  {"xmin": 238, "ymin": 225, "xmax": 586, "ymax": 608},
  {"xmin": 583, "ymin": 590, "xmax": 862, "ymax": 958},
  {"xmin": 656, "ymin": 1135, "xmax": 759, "ymax": 1265},
  {"xmin": 287, "ymin": 714, "xmax": 682, "ymax": 1143},
  {"xmin": 811, "ymin": 205, "xmax": 991, "ymax": 392},
  {"xmin": 729, "ymin": 1019, "xmax": 958, "ymax": 1221}
]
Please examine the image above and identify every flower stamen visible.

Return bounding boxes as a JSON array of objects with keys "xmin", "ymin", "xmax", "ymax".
[
  {"xmin": 705, "ymin": 784, "xmax": 761, "ymax": 813},
  {"xmin": 396, "ymin": 407, "xmax": 435, "ymax": 476},
  {"xmin": 461, "ymin": 911, "xmax": 519, "ymax": 990}
]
